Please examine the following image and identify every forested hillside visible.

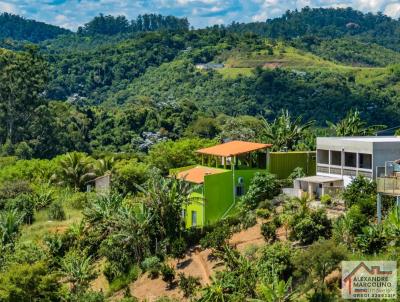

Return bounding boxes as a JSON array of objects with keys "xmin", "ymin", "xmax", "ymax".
[
  {"xmin": 0, "ymin": 13, "xmax": 71, "ymax": 42},
  {"xmin": 1, "ymin": 7, "xmax": 400, "ymax": 158}
]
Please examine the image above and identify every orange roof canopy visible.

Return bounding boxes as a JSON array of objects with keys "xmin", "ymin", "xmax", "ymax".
[
  {"xmin": 176, "ymin": 166, "xmax": 226, "ymax": 184},
  {"xmin": 196, "ymin": 140, "xmax": 272, "ymax": 157}
]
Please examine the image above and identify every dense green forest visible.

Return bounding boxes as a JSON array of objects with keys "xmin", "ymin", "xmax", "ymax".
[
  {"xmin": 1, "ymin": 7, "xmax": 400, "ymax": 301},
  {"xmin": 0, "ymin": 13, "xmax": 71, "ymax": 42},
  {"xmin": 1, "ymin": 7, "xmax": 400, "ymax": 159}
]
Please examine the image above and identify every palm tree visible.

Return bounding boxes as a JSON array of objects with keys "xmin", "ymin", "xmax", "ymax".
[
  {"xmin": 94, "ymin": 156, "xmax": 114, "ymax": 176},
  {"xmin": 327, "ymin": 109, "xmax": 385, "ymax": 136},
  {"xmin": 83, "ymin": 194, "xmax": 153, "ymax": 263},
  {"xmin": 0, "ymin": 209, "xmax": 24, "ymax": 248},
  {"xmin": 290, "ymin": 194, "xmax": 310, "ymax": 217},
  {"xmin": 263, "ymin": 110, "xmax": 314, "ymax": 151},
  {"xmin": 110, "ymin": 203, "xmax": 153, "ymax": 262},
  {"xmin": 137, "ymin": 175, "xmax": 194, "ymax": 242},
  {"xmin": 83, "ymin": 193, "xmax": 123, "ymax": 225},
  {"xmin": 54, "ymin": 152, "xmax": 96, "ymax": 191}
]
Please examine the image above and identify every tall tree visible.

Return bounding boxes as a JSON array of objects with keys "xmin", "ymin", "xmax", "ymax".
[
  {"xmin": 327, "ymin": 109, "xmax": 385, "ymax": 136},
  {"xmin": 263, "ymin": 110, "xmax": 314, "ymax": 151},
  {"xmin": 53, "ymin": 152, "xmax": 96, "ymax": 191},
  {"xmin": 0, "ymin": 46, "xmax": 47, "ymax": 146}
]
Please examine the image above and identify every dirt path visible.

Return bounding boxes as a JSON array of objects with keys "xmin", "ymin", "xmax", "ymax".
[
  {"xmin": 192, "ymin": 249, "xmax": 212, "ymax": 284},
  {"xmin": 229, "ymin": 221, "xmax": 265, "ymax": 252}
]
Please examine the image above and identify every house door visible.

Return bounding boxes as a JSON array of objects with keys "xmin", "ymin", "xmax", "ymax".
[{"xmin": 191, "ymin": 211, "xmax": 197, "ymax": 227}]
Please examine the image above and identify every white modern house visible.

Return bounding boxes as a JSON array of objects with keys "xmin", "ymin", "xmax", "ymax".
[{"xmin": 287, "ymin": 137, "xmax": 400, "ymax": 199}]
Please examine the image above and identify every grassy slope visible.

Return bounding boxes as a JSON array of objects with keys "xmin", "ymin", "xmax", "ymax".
[
  {"xmin": 216, "ymin": 44, "xmax": 389, "ymax": 80},
  {"xmin": 20, "ymin": 206, "xmax": 82, "ymax": 243}
]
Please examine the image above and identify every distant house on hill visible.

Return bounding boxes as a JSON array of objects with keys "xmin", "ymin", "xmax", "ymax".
[{"xmin": 87, "ymin": 174, "xmax": 111, "ymax": 193}]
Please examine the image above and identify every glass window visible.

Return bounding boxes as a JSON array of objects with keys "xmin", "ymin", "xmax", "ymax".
[
  {"xmin": 191, "ymin": 211, "xmax": 197, "ymax": 227},
  {"xmin": 331, "ymin": 151, "xmax": 341, "ymax": 166},
  {"xmin": 345, "ymin": 152, "xmax": 357, "ymax": 167},
  {"xmin": 317, "ymin": 149, "xmax": 329, "ymax": 164},
  {"xmin": 236, "ymin": 185, "xmax": 243, "ymax": 196},
  {"xmin": 359, "ymin": 153, "xmax": 372, "ymax": 169}
]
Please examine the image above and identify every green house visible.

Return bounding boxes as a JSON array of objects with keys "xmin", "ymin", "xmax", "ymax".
[{"xmin": 173, "ymin": 141, "xmax": 272, "ymax": 227}]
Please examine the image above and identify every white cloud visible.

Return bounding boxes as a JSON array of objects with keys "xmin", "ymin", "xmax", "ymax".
[
  {"xmin": 385, "ymin": 2, "xmax": 400, "ymax": 18},
  {"xmin": 0, "ymin": 1, "xmax": 17, "ymax": 14}
]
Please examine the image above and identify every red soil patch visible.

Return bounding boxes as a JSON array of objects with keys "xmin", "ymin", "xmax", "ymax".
[
  {"xmin": 229, "ymin": 223, "xmax": 265, "ymax": 252},
  {"xmin": 127, "ymin": 247, "xmax": 220, "ymax": 301},
  {"xmin": 130, "ymin": 274, "xmax": 185, "ymax": 302}
]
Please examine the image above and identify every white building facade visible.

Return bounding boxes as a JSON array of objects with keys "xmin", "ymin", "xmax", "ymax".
[
  {"xmin": 316, "ymin": 137, "xmax": 400, "ymax": 186},
  {"xmin": 285, "ymin": 137, "xmax": 400, "ymax": 200}
]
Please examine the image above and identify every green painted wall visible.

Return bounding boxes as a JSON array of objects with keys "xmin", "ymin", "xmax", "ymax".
[
  {"xmin": 204, "ymin": 171, "xmax": 234, "ymax": 225},
  {"xmin": 184, "ymin": 192, "xmax": 205, "ymax": 228},
  {"xmin": 234, "ymin": 168, "xmax": 265, "ymax": 196},
  {"xmin": 268, "ymin": 151, "xmax": 316, "ymax": 179}
]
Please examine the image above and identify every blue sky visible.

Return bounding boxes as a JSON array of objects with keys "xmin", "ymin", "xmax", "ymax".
[{"xmin": 0, "ymin": 0, "xmax": 400, "ymax": 30}]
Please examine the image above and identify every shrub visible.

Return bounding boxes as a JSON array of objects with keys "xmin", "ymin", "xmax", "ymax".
[
  {"xmin": 241, "ymin": 172, "xmax": 280, "ymax": 209},
  {"xmin": 161, "ymin": 264, "xmax": 175, "ymax": 289},
  {"xmin": 32, "ymin": 186, "xmax": 54, "ymax": 210},
  {"xmin": 5, "ymin": 194, "xmax": 35, "ymax": 224},
  {"xmin": 170, "ymin": 237, "xmax": 187, "ymax": 260},
  {"xmin": 0, "ymin": 261, "xmax": 61, "ymax": 301},
  {"xmin": 15, "ymin": 142, "xmax": 33, "ymax": 159},
  {"xmin": 294, "ymin": 240, "xmax": 347, "ymax": 294},
  {"xmin": 0, "ymin": 181, "xmax": 32, "ymax": 208},
  {"xmin": 291, "ymin": 210, "xmax": 332, "ymax": 245},
  {"xmin": 243, "ymin": 244, "xmax": 259, "ymax": 261},
  {"xmin": 69, "ymin": 291, "xmax": 106, "ymax": 302},
  {"xmin": 113, "ymin": 159, "xmax": 150, "ymax": 195},
  {"xmin": 43, "ymin": 233, "xmax": 68, "ymax": 260},
  {"xmin": 178, "ymin": 273, "xmax": 200, "ymax": 297},
  {"xmin": 200, "ymin": 225, "xmax": 232, "ymax": 251},
  {"xmin": 241, "ymin": 211, "xmax": 257, "ymax": 229},
  {"xmin": 272, "ymin": 214, "xmax": 282, "ymax": 228},
  {"xmin": 357, "ymin": 196, "xmax": 376, "ymax": 218},
  {"xmin": 288, "ymin": 167, "xmax": 305, "ymax": 183},
  {"xmin": 148, "ymin": 138, "xmax": 214, "ymax": 174},
  {"xmin": 141, "ymin": 256, "xmax": 161, "ymax": 279},
  {"xmin": 109, "ymin": 265, "xmax": 141, "ymax": 293},
  {"xmin": 261, "ymin": 222, "xmax": 277, "ymax": 243},
  {"xmin": 320, "ymin": 194, "xmax": 332, "ymax": 206},
  {"xmin": 343, "ymin": 176, "xmax": 376, "ymax": 208},
  {"xmin": 257, "ymin": 199, "xmax": 273, "ymax": 210},
  {"xmin": 355, "ymin": 224, "xmax": 388, "ymax": 254},
  {"xmin": 256, "ymin": 208, "xmax": 270, "ymax": 219},
  {"xmin": 258, "ymin": 242, "xmax": 296, "ymax": 281},
  {"xmin": 69, "ymin": 192, "xmax": 89, "ymax": 209},
  {"xmin": 47, "ymin": 201, "xmax": 66, "ymax": 221}
]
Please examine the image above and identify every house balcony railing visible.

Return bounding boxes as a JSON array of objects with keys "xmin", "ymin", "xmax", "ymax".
[
  {"xmin": 377, "ymin": 177, "xmax": 400, "ymax": 195},
  {"xmin": 316, "ymin": 164, "xmax": 372, "ymax": 178}
]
